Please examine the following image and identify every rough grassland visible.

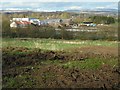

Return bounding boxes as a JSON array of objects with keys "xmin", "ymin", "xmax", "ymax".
[{"xmin": 2, "ymin": 38, "xmax": 119, "ymax": 88}]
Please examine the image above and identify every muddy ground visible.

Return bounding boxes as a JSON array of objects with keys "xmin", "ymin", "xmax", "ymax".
[{"xmin": 2, "ymin": 46, "xmax": 120, "ymax": 89}]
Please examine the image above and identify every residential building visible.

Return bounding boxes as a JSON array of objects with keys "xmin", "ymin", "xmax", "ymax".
[
  {"xmin": 10, "ymin": 21, "xmax": 31, "ymax": 28},
  {"xmin": 11, "ymin": 18, "xmax": 40, "ymax": 25}
]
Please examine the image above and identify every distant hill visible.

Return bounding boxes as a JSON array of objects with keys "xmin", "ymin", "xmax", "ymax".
[
  {"xmin": 1, "ymin": 8, "xmax": 118, "ymax": 16},
  {"xmin": 65, "ymin": 10, "xmax": 81, "ymax": 13},
  {"xmin": 65, "ymin": 8, "xmax": 118, "ymax": 13}
]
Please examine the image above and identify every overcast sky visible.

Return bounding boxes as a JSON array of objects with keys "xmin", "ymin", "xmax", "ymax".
[
  {"xmin": 1, "ymin": 0, "xmax": 119, "ymax": 11},
  {"xmin": 1, "ymin": 0, "xmax": 120, "ymax": 2}
]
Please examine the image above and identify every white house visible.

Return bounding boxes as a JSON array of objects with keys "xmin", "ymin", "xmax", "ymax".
[
  {"xmin": 10, "ymin": 18, "xmax": 42, "ymax": 27},
  {"xmin": 10, "ymin": 21, "xmax": 31, "ymax": 28},
  {"xmin": 12, "ymin": 18, "xmax": 30, "ymax": 22},
  {"xmin": 10, "ymin": 22, "xmax": 18, "ymax": 28},
  {"xmin": 11, "ymin": 18, "xmax": 40, "ymax": 25}
]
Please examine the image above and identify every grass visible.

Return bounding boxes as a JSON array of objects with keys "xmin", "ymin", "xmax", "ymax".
[
  {"xmin": 40, "ymin": 60, "xmax": 62, "ymax": 65},
  {"xmin": 3, "ymin": 75, "xmax": 34, "ymax": 88},
  {"xmin": 61, "ymin": 58, "xmax": 118, "ymax": 70},
  {"xmin": 35, "ymin": 58, "xmax": 118, "ymax": 70},
  {"xmin": 2, "ymin": 38, "xmax": 118, "ymax": 51}
]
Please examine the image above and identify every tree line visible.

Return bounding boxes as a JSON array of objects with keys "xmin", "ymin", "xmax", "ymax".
[{"xmin": 90, "ymin": 16, "xmax": 115, "ymax": 24}]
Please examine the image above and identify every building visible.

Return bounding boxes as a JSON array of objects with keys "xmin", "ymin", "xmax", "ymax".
[
  {"xmin": 41, "ymin": 19, "xmax": 72, "ymax": 26},
  {"xmin": 29, "ymin": 18, "xmax": 40, "ymax": 25},
  {"xmin": 10, "ymin": 18, "xmax": 72, "ymax": 27},
  {"xmin": 10, "ymin": 21, "xmax": 18, "ymax": 28},
  {"xmin": 80, "ymin": 22, "xmax": 96, "ymax": 27},
  {"xmin": 11, "ymin": 18, "xmax": 40, "ymax": 25},
  {"xmin": 12, "ymin": 18, "xmax": 29, "ymax": 22},
  {"xmin": 10, "ymin": 21, "xmax": 31, "ymax": 28}
]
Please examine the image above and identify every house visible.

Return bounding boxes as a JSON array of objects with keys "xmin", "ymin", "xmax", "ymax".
[
  {"xmin": 11, "ymin": 18, "xmax": 40, "ymax": 25},
  {"xmin": 10, "ymin": 21, "xmax": 31, "ymax": 28},
  {"xmin": 10, "ymin": 21, "xmax": 18, "ymax": 28},
  {"xmin": 12, "ymin": 18, "xmax": 30, "ymax": 22}
]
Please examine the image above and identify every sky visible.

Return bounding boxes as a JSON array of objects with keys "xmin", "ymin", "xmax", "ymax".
[
  {"xmin": 1, "ymin": 0, "xmax": 120, "ymax": 2},
  {"xmin": 1, "ymin": 0, "xmax": 119, "ymax": 11}
]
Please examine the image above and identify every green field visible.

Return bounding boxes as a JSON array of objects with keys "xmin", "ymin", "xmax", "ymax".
[{"xmin": 2, "ymin": 38, "xmax": 118, "ymax": 51}]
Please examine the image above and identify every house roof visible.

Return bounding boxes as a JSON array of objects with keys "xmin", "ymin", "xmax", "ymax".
[
  {"xmin": 22, "ymin": 21, "xmax": 31, "ymax": 24},
  {"xmin": 15, "ymin": 21, "xmax": 23, "ymax": 24},
  {"xmin": 15, "ymin": 21, "xmax": 31, "ymax": 25}
]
